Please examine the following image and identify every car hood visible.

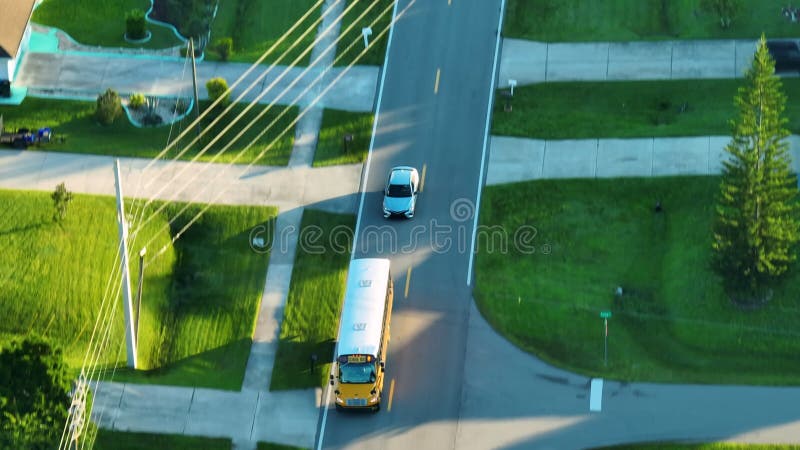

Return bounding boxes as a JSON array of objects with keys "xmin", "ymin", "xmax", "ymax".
[{"xmin": 384, "ymin": 196, "xmax": 414, "ymax": 213}]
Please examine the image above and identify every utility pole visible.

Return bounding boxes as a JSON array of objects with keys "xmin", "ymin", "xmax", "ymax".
[
  {"xmin": 189, "ymin": 38, "xmax": 201, "ymax": 137},
  {"xmin": 114, "ymin": 159, "xmax": 138, "ymax": 369}
]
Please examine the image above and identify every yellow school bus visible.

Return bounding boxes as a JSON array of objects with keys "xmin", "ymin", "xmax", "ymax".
[{"xmin": 330, "ymin": 258, "xmax": 393, "ymax": 412}]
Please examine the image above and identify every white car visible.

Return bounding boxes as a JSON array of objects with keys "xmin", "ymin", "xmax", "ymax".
[{"xmin": 382, "ymin": 166, "xmax": 419, "ymax": 218}]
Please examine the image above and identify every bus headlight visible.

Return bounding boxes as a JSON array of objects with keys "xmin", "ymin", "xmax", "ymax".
[
  {"xmin": 336, "ymin": 397, "xmax": 344, "ymax": 404},
  {"xmin": 368, "ymin": 396, "xmax": 378, "ymax": 403}
]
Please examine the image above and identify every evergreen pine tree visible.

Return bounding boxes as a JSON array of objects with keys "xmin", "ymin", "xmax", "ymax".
[{"xmin": 712, "ymin": 35, "xmax": 800, "ymax": 301}]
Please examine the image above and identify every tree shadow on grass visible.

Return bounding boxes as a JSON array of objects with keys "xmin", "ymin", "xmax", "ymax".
[
  {"xmin": 269, "ymin": 338, "xmax": 336, "ymax": 391},
  {"xmin": 107, "ymin": 338, "xmax": 253, "ymax": 391},
  {"xmin": 0, "ymin": 219, "xmax": 51, "ymax": 236}
]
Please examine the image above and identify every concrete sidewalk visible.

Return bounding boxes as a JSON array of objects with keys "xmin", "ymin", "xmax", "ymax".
[
  {"xmin": 91, "ymin": 381, "xmax": 320, "ymax": 448},
  {"xmin": 0, "ymin": 149, "xmax": 360, "ymax": 212},
  {"xmin": 15, "ymin": 53, "xmax": 378, "ymax": 112},
  {"xmin": 498, "ymin": 38, "xmax": 761, "ymax": 87},
  {"xmin": 487, "ymin": 135, "xmax": 800, "ymax": 185}
]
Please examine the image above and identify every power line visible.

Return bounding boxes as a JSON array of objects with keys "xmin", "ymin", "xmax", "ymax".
[
  {"xmin": 129, "ymin": 0, "xmax": 370, "ymax": 237},
  {"xmin": 145, "ymin": 0, "xmax": 408, "ymax": 266},
  {"xmin": 135, "ymin": 0, "xmax": 394, "ymax": 251}
]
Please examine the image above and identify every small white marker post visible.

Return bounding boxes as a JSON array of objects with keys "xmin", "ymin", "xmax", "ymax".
[
  {"xmin": 589, "ymin": 378, "xmax": 603, "ymax": 412},
  {"xmin": 508, "ymin": 79, "xmax": 517, "ymax": 96},
  {"xmin": 362, "ymin": 27, "xmax": 373, "ymax": 48}
]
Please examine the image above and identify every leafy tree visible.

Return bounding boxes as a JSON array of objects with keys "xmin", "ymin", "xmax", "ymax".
[
  {"xmin": 0, "ymin": 336, "xmax": 71, "ymax": 450},
  {"xmin": 95, "ymin": 88, "xmax": 122, "ymax": 126},
  {"xmin": 712, "ymin": 35, "xmax": 800, "ymax": 302},
  {"xmin": 51, "ymin": 182, "xmax": 74, "ymax": 222}
]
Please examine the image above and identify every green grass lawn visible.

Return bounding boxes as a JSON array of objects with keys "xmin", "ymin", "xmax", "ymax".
[
  {"xmin": 475, "ymin": 177, "xmax": 800, "ymax": 385},
  {"xmin": 258, "ymin": 443, "xmax": 308, "ymax": 450},
  {"xmin": 270, "ymin": 209, "xmax": 355, "ymax": 390},
  {"xmin": 92, "ymin": 430, "xmax": 303, "ymax": 450},
  {"xmin": 492, "ymin": 79, "xmax": 800, "ymax": 139},
  {"xmin": 313, "ymin": 109, "xmax": 373, "ymax": 167},
  {"xmin": 504, "ymin": 0, "xmax": 800, "ymax": 42},
  {"xmin": 32, "ymin": 0, "xmax": 183, "ymax": 49},
  {"xmin": 207, "ymin": 0, "xmax": 321, "ymax": 64},
  {"xmin": 0, "ymin": 190, "xmax": 275, "ymax": 389},
  {"xmin": 93, "ymin": 430, "xmax": 231, "ymax": 450},
  {"xmin": 0, "ymin": 97, "xmax": 296, "ymax": 166},
  {"xmin": 595, "ymin": 444, "xmax": 800, "ymax": 450},
  {"xmin": 335, "ymin": 0, "xmax": 394, "ymax": 67}
]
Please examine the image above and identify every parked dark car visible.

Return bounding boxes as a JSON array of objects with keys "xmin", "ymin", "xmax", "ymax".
[{"xmin": 766, "ymin": 40, "xmax": 800, "ymax": 72}]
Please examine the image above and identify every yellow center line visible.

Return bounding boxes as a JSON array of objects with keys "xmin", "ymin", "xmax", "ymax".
[
  {"xmin": 434, "ymin": 68, "xmax": 441, "ymax": 94},
  {"xmin": 404, "ymin": 266, "xmax": 412, "ymax": 298},
  {"xmin": 387, "ymin": 378, "xmax": 396, "ymax": 412},
  {"xmin": 419, "ymin": 164, "xmax": 427, "ymax": 193}
]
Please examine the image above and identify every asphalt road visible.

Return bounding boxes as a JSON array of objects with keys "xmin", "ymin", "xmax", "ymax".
[{"xmin": 317, "ymin": 0, "xmax": 504, "ymax": 449}]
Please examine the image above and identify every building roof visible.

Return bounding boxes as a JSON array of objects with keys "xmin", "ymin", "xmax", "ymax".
[{"xmin": 0, "ymin": 0, "xmax": 36, "ymax": 59}]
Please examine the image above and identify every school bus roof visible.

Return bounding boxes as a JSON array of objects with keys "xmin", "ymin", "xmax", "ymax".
[{"xmin": 336, "ymin": 258, "xmax": 391, "ymax": 358}]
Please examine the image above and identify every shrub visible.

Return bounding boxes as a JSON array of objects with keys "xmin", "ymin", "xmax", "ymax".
[
  {"xmin": 129, "ymin": 92, "xmax": 146, "ymax": 109},
  {"xmin": 213, "ymin": 37, "xmax": 234, "ymax": 61},
  {"xmin": 701, "ymin": 0, "xmax": 741, "ymax": 29},
  {"xmin": 95, "ymin": 88, "xmax": 122, "ymax": 125},
  {"xmin": 205, "ymin": 77, "xmax": 230, "ymax": 105},
  {"xmin": 125, "ymin": 9, "xmax": 147, "ymax": 40},
  {"xmin": 51, "ymin": 182, "xmax": 74, "ymax": 221}
]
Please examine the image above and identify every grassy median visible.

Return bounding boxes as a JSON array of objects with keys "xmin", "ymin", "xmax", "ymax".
[
  {"xmin": 270, "ymin": 209, "xmax": 355, "ymax": 390},
  {"xmin": 32, "ymin": 0, "xmax": 183, "ymax": 49},
  {"xmin": 475, "ymin": 177, "xmax": 800, "ymax": 385},
  {"xmin": 314, "ymin": 109, "xmax": 373, "ymax": 167},
  {"xmin": 0, "ymin": 98, "xmax": 296, "ymax": 166},
  {"xmin": 504, "ymin": 0, "xmax": 800, "ymax": 42},
  {"xmin": 0, "ymin": 190, "xmax": 275, "ymax": 389},
  {"xmin": 492, "ymin": 79, "xmax": 800, "ymax": 139}
]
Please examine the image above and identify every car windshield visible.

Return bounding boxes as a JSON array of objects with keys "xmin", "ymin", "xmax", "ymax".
[
  {"xmin": 339, "ymin": 362, "xmax": 377, "ymax": 384},
  {"xmin": 387, "ymin": 183, "xmax": 412, "ymax": 197}
]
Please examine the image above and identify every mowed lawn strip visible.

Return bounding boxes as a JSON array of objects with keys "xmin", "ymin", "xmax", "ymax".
[
  {"xmin": 505, "ymin": 0, "xmax": 800, "ymax": 42},
  {"xmin": 595, "ymin": 443, "xmax": 800, "ymax": 450},
  {"xmin": 335, "ymin": 0, "xmax": 394, "ymax": 67},
  {"xmin": 492, "ymin": 79, "xmax": 800, "ymax": 140},
  {"xmin": 475, "ymin": 177, "xmax": 800, "ymax": 385},
  {"xmin": 0, "ymin": 190, "xmax": 275, "ymax": 390},
  {"xmin": 258, "ymin": 442, "xmax": 308, "ymax": 450},
  {"xmin": 208, "ymin": 0, "xmax": 321, "ymax": 64},
  {"xmin": 93, "ymin": 430, "xmax": 231, "ymax": 450},
  {"xmin": 32, "ymin": 0, "xmax": 183, "ymax": 49},
  {"xmin": 270, "ymin": 209, "xmax": 355, "ymax": 390},
  {"xmin": 0, "ymin": 98, "xmax": 296, "ymax": 166},
  {"xmin": 314, "ymin": 109, "xmax": 373, "ymax": 167}
]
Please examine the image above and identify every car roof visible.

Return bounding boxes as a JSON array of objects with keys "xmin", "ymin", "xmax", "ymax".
[{"xmin": 389, "ymin": 167, "xmax": 413, "ymax": 185}]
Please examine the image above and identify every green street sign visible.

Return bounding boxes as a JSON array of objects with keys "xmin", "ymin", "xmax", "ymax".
[{"xmin": 600, "ymin": 311, "xmax": 612, "ymax": 319}]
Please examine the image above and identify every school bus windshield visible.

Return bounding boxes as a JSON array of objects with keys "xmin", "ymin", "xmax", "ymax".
[{"xmin": 340, "ymin": 362, "xmax": 377, "ymax": 384}]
